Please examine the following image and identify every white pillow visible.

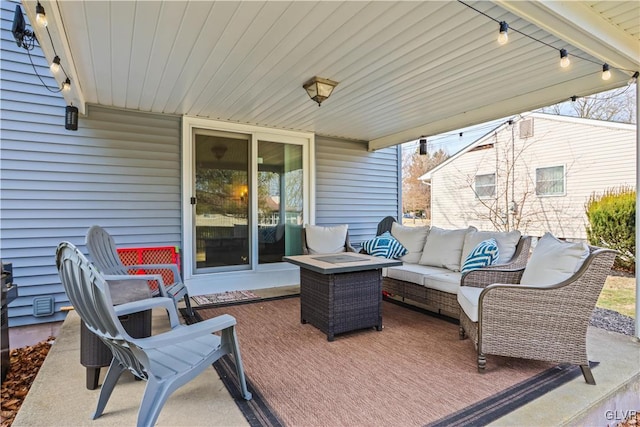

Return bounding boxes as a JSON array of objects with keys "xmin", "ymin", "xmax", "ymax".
[
  {"xmin": 305, "ymin": 224, "xmax": 348, "ymax": 254},
  {"xmin": 520, "ymin": 233, "xmax": 589, "ymax": 286},
  {"xmin": 390, "ymin": 223, "xmax": 430, "ymax": 264},
  {"xmin": 419, "ymin": 226, "xmax": 475, "ymax": 271},
  {"xmin": 461, "ymin": 230, "xmax": 521, "ymax": 266}
]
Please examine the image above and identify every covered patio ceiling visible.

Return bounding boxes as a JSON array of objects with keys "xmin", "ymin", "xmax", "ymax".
[{"xmin": 25, "ymin": 1, "xmax": 640, "ymax": 151}]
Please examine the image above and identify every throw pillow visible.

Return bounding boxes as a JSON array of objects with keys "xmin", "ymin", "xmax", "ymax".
[
  {"xmin": 461, "ymin": 238, "xmax": 499, "ymax": 273},
  {"xmin": 390, "ymin": 222, "xmax": 430, "ymax": 264},
  {"xmin": 362, "ymin": 232, "xmax": 408, "ymax": 259},
  {"xmin": 419, "ymin": 226, "xmax": 476, "ymax": 271},
  {"xmin": 520, "ymin": 232, "xmax": 589, "ymax": 286},
  {"xmin": 461, "ymin": 230, "xmax": 521, "ymax": 266},
  {"xmin": 304, "ymin": 224, "xmax": 348, "ymax": 254}
]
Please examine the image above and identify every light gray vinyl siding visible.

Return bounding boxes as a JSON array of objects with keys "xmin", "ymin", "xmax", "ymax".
[
  {"xmin": 314, "ymin": 136, "xmax": 400, "ymax": 245},
  {"xmin": 1, "ymin": 2, "xmax": 182, "ymax": 326}
]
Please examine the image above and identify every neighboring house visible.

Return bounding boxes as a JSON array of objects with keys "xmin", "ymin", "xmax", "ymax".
[{"xmin": 420, "ymin": 113, "xmax": 636, "ymax": 240}]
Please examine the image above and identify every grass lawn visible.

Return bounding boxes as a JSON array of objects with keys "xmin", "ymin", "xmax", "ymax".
[{"xmin": 598, "ymin": 276, "xmax": 636, "ymax": 318}]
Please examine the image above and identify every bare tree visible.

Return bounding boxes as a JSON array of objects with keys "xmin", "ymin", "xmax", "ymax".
[
  {"xmin": 402, "ymin": 147, "xmax": 448, "ymax": 218},
  {"xmin": 540, "ymin": 86, "xmax": 636, "ymax": 124}
]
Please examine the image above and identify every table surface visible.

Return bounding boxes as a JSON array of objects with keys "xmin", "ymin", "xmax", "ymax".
[{"xmin": 283, "ymin": 252, "xmax": 402, "ymax": 274}]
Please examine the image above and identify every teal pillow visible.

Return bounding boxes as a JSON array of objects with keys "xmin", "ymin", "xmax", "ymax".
[
  {"xmin": 362, "ymin": 232, "xmax": 408, "ymax": 259},
  {"xmin": 461, "ymin": 238, "xmax": 499, "ymax": 273}
]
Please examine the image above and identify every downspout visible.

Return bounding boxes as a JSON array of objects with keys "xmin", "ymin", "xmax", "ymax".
[{"xmin": 635, "ymin": 80, "xmax": 639, "ymax": 341}]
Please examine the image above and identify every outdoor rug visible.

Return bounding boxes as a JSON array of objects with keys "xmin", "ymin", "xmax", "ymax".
[
  {"xmin": 191, "ymin": 297, "xmax": 594, "ymax": 427},
  {"xmin": 191, "ymin": 290, "xmax": 260, "ymax": 307}
]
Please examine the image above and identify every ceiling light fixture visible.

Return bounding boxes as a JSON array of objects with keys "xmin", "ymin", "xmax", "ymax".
[
  {"xmin": 303, "ymin": 76, "xmax": 338, "ymax": 107},
  {"xmin": 497, "ymin": 21, "xmax": 508, "ymax": 45},
  {"xmin": 559, "ymin": 49, "xmax": 570, "ymax": 68},
  {"xmin": 602, "ymin": 63, "xmax": 611, "ymax": 80},
  {"xmin": 211, "ymin": 144, "xmax": 227, "ymax": 160},
  {"xmin": 35, "ymin": 2, "xmax": 47, "ymax": 27}
]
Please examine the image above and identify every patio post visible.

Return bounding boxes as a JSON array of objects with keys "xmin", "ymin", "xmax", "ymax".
[{"xmin": 635, "ymin": 80, "xmax": 639, "ymax": 341}]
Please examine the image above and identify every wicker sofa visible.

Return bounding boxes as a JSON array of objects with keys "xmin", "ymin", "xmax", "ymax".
[{"xmin": 372, "ymin": 218, "xmax": 531, "ymax": 319}]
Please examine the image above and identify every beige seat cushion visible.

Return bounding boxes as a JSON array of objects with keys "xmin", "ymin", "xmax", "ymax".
[
  {"xmin": 457, "ymin": 286, "xmax": 483, "ymax": 322},
  {"xmin": 419, "ymin": 226, "xmax": 475, "ymax": 271},
  {"xmin": 520, "ymin": 232, "xmax": 589, "ymax": 286},
  {"xmin": 390, "ymin": 222, "xmax": 430, "ymax": 264},
  {"xmin": 305, "ymin": 224, "xmax": 348, "ymax": 254}
]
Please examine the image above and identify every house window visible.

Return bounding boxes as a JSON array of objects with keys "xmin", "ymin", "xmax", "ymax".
[
  {"xmin": 536, "ymin": 165, "xmax": 565, "ymax": 196},
  {"xmin": 475, "ymin": 173, "xmax": 496, "ymax": 198}
]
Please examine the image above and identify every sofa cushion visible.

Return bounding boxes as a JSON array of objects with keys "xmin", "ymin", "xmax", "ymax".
[
  {"xmin": 362, "ymin": 232, "xmax": 408, "ymax": 259},
  {"xmin": 461, "ymin": 230, "xmax": 521, "ymax": 266},
  {"xmin": 461, "ymin": 238, "xmax": 499, "ymax": 273},
  {"xmin": 421, "ymin": 269, "xmax": 462, "ymax": 294},
  {"xmin": 390, "ymin": 223, "xmax": 430, "ymax": 264},
  {"xmin": 419, "ymin": 226, "xmax": 475, "ymax": 271},
  {"xmin": 457, "ymin": 286, "xmax": 483, "ymax": 322},
  {"xmin": 385, "ymin": 264, "xmax": 432, "ymax": 285},
  {"xmin": 305, "ymin": 224, "xmax": 348, "ymax": 254},
  {"xmin": 520, "ymin": 232, "xmax": 589, "ymax": 286}
]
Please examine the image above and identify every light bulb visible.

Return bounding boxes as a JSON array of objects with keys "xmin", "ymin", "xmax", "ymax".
[
  {"xmin": 62, "ymin": 78, "xmax": 71, "ymax": 93},
  {"xmin": 628, "ymin": 72, "xmax": 639, "ymax": 85},
  {"xmin": 50, "ymin": 56, "xmax": 61, "ymax": 74},
  {"xmin": 559, "ymin": 49, "xmax": 570, "ymax": 68},
  {"xmin": 602, "ymin": 64, "xmax": 611, "ymax": 81},
  {"xmin": 35, "ymin": 2, "xmax": 47, "ymax": 27},
  {"xmin": 497, "ymin": 21, "xmax": 508, "ymax": 45}
]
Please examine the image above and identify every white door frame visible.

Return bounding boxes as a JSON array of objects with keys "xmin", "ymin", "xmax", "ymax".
[{"xmin": 181, "ymin": 116, "xmax": 315, "ymax": 295}]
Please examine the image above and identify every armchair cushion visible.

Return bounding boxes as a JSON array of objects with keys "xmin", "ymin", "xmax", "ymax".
[
  {"xmin": 305, "ymin": 224, "xmax": 349, "ymax": 254},
  {"xmin": 461, "ymin": 238, "xmax": 499, "ymax": 273},
  {"xmin": 419, "ymin": 226, "xmax": 475, "ymax": 271},
  {"xmin": 520, "ymin": 232, "xmax": 589, "ymax": 286},
  {"xmin": 390, "ymin": 222, "xmax": 430, "ymax": 263},
  {"xmin": 457, "ymin": 286, "xmax": 483, "ymax": 322},
  {"xmin": 362, "ymin": 232, "xmax": 408, "ymax": 259}
]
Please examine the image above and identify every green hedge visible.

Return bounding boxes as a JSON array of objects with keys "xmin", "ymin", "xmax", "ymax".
[{"xmin": 585, "ymin": 186, "xmax": 635, "ymax": 271}]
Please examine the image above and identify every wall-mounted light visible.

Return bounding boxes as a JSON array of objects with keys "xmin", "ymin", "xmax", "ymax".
[
  {"xmin": 602, "ymin": 63, "xmax": 611, "ymax": 80},
  {"xmin": 303, "ymin": 76, "xmax": 338, "ymax": 107},
  {"xmin": 497, "ymin": 21, "xmax": 509, "ymax": 45},
  {"xmin": 65, "ymin": 105, "xmax": 78, "ymax": 131},
  {"xmin": 559, "ymin": 49, "xmax": 570, "ymax": 68},
  {"xmin": 35, "ymin": 2, "xmax": 47, "ymax": 27}
]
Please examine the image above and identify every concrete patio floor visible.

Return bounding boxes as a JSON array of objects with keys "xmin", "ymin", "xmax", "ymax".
[{"xmin": 11, "ymin": 286, "xmax": 640, "ymax": 427}]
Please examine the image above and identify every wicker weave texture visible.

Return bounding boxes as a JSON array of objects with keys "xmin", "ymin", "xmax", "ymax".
[{"xmin": 300, "ymin": 268, "xmax": 382, "ymax": 341}]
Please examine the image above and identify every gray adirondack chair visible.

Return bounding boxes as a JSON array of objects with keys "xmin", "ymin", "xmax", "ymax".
[
  {"xmin": 86, "ymin": 225, "xmax": 193, "ymax": 316},
  {"xmin": 56, "ymin": 241, "xmax": 252, "ymax": 427}
]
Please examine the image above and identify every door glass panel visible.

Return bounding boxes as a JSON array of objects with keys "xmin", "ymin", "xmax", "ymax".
[
  {"xmin": 257, "ymin": 140, "xmax": 303, "ymax": 263},
  {"xmin": 195, "ymin": 132, "xmax": 250, "ymax": 270}
]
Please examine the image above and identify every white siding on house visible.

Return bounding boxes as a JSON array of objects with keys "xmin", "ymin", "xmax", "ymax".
[
  {"xmin": 430, "ymin": 114, "xmax": 636, "ymax": 240},
  {"xmin": 315, "ymin": 136, "xmax": 400, "ymax": 245}
]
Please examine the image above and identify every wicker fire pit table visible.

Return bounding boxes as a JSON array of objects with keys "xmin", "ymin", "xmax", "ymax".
[{"xmin": 284, "ymin": 253, "xmax": 402, "ymax": 341}]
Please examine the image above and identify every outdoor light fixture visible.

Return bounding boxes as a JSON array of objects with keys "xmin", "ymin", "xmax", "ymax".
[
  {"xmin": 419, "ymin": 138, "xmax": 427, "ymax": 155},
  {"xmin": 50, "ymin": 55, "xmax": 61, "ymax": 74},
  {"xmin": 602, "ymin": 63, "xmax": 611, "ymax": 80},
  {"xmin": 303, "ymin": 76, "xmax": 338, "ymax": 107},
  {"xmin": 35, "ymin": 2, "xmax": 47, "ymax": 27},
  {"xmin": 65, "ymin": 105, "xmax": 78, "ymax": 131},
  {"xmin": 559, "ymin": 49, "xmax": 570, "ymax": 68},
  {"xmin": 497, "ymin": 21, "xmax": 508, "ymax": 45},
  {"xmin": 61, "ymin": 78, "xmax": 71, "ymax": 93},
  {"xmin": 628, "ymin": 71, "xmax": 639, "ymax": 85}
]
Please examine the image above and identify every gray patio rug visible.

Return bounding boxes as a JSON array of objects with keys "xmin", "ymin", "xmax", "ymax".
[{"xmin": 184, "ymin": 296, "xmax": 594, "ymax": 427}]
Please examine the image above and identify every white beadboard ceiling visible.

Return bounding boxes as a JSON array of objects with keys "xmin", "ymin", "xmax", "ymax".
[{"xmin": 25, "ymin": 1, "xmax": 640, "ymax": 150}]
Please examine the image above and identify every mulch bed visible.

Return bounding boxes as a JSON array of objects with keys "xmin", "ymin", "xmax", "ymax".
[{"xmin": 1, "ymin": 338, "xmax": 54, "ymax": 427}]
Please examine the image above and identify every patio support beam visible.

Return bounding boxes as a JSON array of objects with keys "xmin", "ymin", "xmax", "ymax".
[{"xmin": 636, "ymin": 81, "xmax": 639, "ymax": 341}]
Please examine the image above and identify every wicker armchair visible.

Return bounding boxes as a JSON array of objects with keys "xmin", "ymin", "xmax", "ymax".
[{"xmin": 458, "ymin": 246, "xmax": 617, "ymax": 384}]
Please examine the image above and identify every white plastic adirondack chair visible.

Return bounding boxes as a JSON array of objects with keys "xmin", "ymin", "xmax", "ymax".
[
  {"xmin": 56, "ymin": 242, "xmax": 252, "ymax": 427},
  {"xmin": 85, "ymin": 225, "xmax": 193, "ymax": 316}
]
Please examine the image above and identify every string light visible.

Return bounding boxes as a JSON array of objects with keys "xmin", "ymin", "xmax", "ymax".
[
  {"xmin": 497, "ymin": 21, "xmax": 509, "ymax": 45},
  {"xmin": 61, "ymin": 78, "xmax": 71, "ymax": 92},
  {"xmin": 627, "ymin": 71, "xmax": 638, "ymax": 85},
  {"xmin": 35, "ymin": 2, "xmax": 47, "ymax": 27},
  {"xmin": 559, "ymin": 49, "xmax": 570, "ymax": 68},
  {"xmin": 602, "ymin": 64, "xmax": 611, "ymax": 81},
  {"xmin": 50, "ymin": 55, "xmax": 61, "ymax": 74}
]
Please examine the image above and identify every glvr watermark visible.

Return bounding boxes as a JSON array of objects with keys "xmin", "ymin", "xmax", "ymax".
[{"xmin": 605, "ymin": 409, "xmax": 637, "ymax": 421}]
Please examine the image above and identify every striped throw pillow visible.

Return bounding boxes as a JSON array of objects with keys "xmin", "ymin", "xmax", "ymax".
[
  {"xmin": 461, "ymin": 238, "xmax": 499, "ymax": 273},
  {"xmin": 362, "ymin": 232, "xmax": 408, "ymax": 259}
]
